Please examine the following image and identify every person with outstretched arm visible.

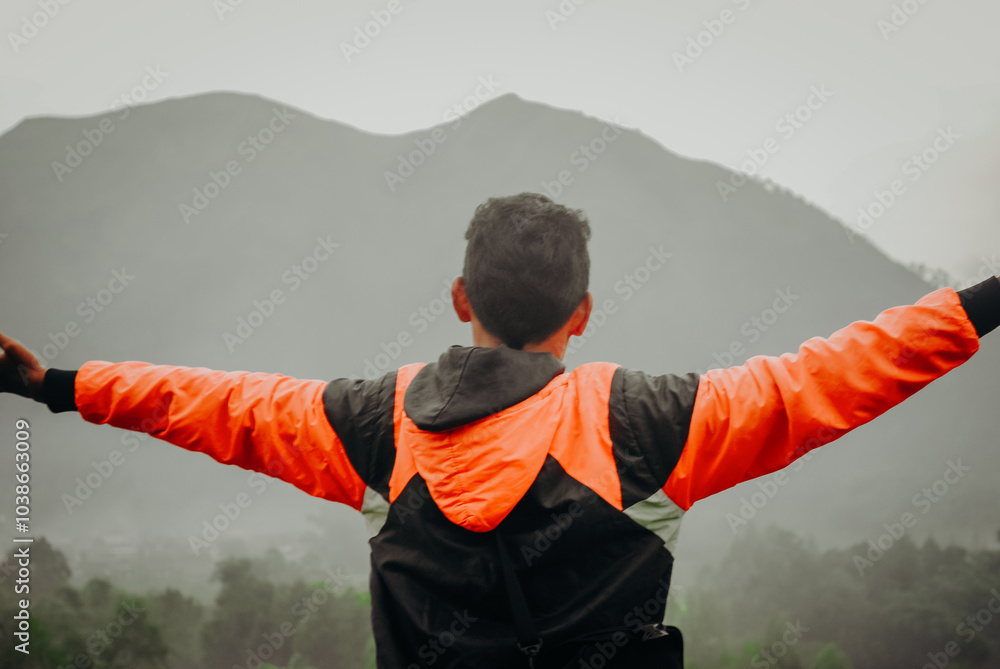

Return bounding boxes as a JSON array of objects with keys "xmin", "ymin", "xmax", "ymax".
[{"xmin": 2, "ymin": 193, "xmax": 999, "ymax": 668}]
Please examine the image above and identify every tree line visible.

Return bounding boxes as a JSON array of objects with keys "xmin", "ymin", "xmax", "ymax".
[{"xmin": 3, "ymin": 526, "xmax": 1000, "ymax": 668}]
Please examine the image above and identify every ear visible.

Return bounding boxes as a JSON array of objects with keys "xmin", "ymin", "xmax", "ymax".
[
  {"xmin": 452, "ymin": 277, "xmax": 473, "ymax": 323},
  {"xmin": 567, "ymin": 292, "xmax": 593, "ymax": 337}
]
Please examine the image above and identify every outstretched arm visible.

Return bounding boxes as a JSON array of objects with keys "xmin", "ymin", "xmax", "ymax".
[
  {"xmin": 658, "ymin": 276, "xmax": 1000, "ymax": 510},
  {"xmin": 0, "ymin": 335, "xmax": 368, "ymax": 509}
]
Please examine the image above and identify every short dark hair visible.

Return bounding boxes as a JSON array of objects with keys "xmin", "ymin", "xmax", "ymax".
[{"xmin": 462, "ymin": 192, "xmax": 591, "ymax": 349}]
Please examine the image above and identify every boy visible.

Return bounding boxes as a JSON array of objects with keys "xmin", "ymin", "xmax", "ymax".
[{"xmin": 2, "ymin": 192, "xmax": 998, "ymax": 667}]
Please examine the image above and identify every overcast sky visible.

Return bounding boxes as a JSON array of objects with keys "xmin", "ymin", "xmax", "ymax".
[{"xmin": 3, "ymin": 0, "xmax": 998, "ymax": 282}]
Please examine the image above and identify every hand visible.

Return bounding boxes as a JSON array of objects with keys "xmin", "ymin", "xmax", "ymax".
[{"xmin": 0, "ymin": 331, "xmax": 46, "ymax": 401}]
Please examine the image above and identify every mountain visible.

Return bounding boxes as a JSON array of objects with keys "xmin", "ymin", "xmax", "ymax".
[{"xmin": 1, "ymin": 92, "xmax": 997, "ymax": 591}]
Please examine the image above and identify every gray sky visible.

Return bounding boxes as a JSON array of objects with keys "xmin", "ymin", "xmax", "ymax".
[{"xmin": 2, "ymin": 0, "xmax": 998, "ymax": 281}]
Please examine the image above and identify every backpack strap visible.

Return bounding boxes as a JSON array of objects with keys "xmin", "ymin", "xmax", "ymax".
[{"xmin": 494, "ymin": 530, "xmax": 543, "ymax": 664}]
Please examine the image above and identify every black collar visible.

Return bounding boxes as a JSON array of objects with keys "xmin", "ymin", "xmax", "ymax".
[{"xmin": 403, "ymin": 345, "xmax": 565, "ymax": 432}]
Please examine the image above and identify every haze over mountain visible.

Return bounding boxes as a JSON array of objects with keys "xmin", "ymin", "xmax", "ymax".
[{"xmin": 1, "ymin": 92, "xmax": 997, "ymax": 592}]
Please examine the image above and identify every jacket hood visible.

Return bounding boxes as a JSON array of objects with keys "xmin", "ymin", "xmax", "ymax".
[{"xmin": 403, "ymin": 344, "xmax": 565, "ymax": 431}]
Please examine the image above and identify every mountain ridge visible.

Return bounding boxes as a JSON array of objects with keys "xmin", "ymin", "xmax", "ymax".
[{"xmin": 0, "ymin": 90, "xmax": 995, "ymax": 587}]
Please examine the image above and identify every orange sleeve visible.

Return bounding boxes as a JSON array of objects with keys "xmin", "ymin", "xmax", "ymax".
[
  {"xmin": 663, "ymin": 287, "xmax": 981, "ymax": 510},
  {"xmin": 74, "ymin": 361, "xmax": 367, "ymax": 510}
]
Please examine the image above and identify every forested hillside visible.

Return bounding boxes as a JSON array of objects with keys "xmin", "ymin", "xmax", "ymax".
[{"xmin": 4, "ymin": 528, "xmax": 999, "ymax": 668}]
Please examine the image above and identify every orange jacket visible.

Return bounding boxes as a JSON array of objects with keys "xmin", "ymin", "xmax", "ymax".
[{"xmin": 39, "ymin": 278, "xmax": 998, "ymax": 666}]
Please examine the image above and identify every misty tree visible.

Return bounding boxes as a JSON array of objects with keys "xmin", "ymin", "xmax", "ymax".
[
  {"xmin": 146, "ymin": 587, "xmax": 205, "ymax": 669},
  {"xmin": 200, "ymin": 558, "xmax": 293, "ymax": 669},
  {"xmin": 88, "ymin": 597, "xmax": 169, "ymax": 669},
  {"xmin": 0, "ymin": 568, "xmax": 168, "ymax": 668},
  {"xmin": 7, "ymin": 533, "xmax": 1000, "ymax": 668},
  {"xmin": 294, "ymin": 588, "xmax": 373, "ymax": 669},
  {"xmin": 687, "ymin": 525, "xmax": 1000, "ymax": 668}
]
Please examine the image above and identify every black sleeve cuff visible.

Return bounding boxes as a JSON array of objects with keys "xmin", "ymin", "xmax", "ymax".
[
  {"xmin": 41, "ymin": 368, "xmax": 79, "ymax": 413},
  {"xmin": 957, "ymin": 276, "xmax": 1000, "ymax": 338}
]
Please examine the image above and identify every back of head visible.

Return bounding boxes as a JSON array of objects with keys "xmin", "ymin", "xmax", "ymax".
[{"xmin": 463, "ymin": 193, "xmax": 591, "ymax": 349}]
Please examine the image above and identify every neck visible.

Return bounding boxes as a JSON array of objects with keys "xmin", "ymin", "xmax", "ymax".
[{"xmin": 470, "ymin": 321, "xmax": 568, "ymax": 360}]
